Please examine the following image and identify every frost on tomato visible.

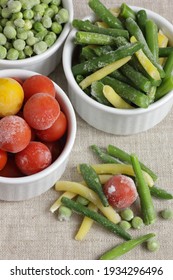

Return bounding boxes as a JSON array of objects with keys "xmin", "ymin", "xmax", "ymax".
[
  {"xmin": 15, "ymin": 141, "xmax": 52, "ymax": 175},
  {"xmin": 103, "ymin": 175, "xmax": 138, "ymax": 209},
  {"xmin": 0, "ymin": 115, "xmax": 31, "ymax": 153},
  {"xmin": 22, "ymin": 75, "xmax": 56, "ymax": 101},
  {"xmin": 23, "ymin": 93, "xmax": 60, "ymax": 130}
]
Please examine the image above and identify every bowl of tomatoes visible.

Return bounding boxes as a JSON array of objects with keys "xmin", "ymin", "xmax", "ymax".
[{"xmin": 0, "ymin": 69, "xmax": 76, "ymax": 201}]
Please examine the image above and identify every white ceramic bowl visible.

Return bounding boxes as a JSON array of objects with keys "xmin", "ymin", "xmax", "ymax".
[
  {"xmin": 63, "ymin": 7, "xmax": 173, "ymax": 135},
  {"xmin": 0, "ymin": 0, "xmax": 73, "ymax": 76},
  {"xmin": 0, "ymin": 69, "xmax": 76, "ymax": 201}
]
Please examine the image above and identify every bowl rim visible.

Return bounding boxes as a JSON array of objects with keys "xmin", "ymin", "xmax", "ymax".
[
  {"xmin": 0, "ymin": 0, "xmax": 74, "ymax": 66},
  {"xmin": 0, "ymin": 69, "xmax": 77, "ymax": 184},
  {"xmin": 63, "ymin": 6, "xmax": 173, "ymax": 116}
]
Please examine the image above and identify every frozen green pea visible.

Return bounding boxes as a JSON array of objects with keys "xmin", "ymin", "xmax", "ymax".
[
  {"xmin": 0, "ymin": 32, "xmax": 7, "ymax": 45},
  {"xmin": 131, "ymin": 216, "xmax": 144, "ymax": 229},
  {"xmin": 55, "ymin": 8, "xmax": 69, "ymax": 24},
  {"xmin": 42, "ymin": 0, "xmax": 52, "ymax": 4},
  {"xmin": 120, "ymin": 208, "xmax": 134, "ymax": 221},
  {"xmin": 0, "ymin": 18, "xmax": 8, "ymax": 27},
  {"xmin": 8, "ymin": 1, "xmax": 22, "ymax": 13},
  {"xmin": 5, "ymin": 21, "xmax": 14, "ymax": 27},
  {"xmin": 17, "ymin": 29, "xmax": 28, "ymax": 40},
  {"xmin": 119, "ymin": 220, "xmax": 131, "ymax": 231},
  {"xmin": 1, "ymin": 7, "xmax": 11, "ymax": 18},
  {"xmin": 44, "ymin": 32, "xmax": 57, "ymax": 47},
  {"xmin": 20, "ymin": 0, "xmax": 36, "ymax": 10},
  {"xmin": 33, "ymin": 21, "xmax": 46, "ymax": 32},
  {"xmin": 3, "ymin": 25, "xmax": 16, "ymax": 39},
  {"xmin": 23, "ymin": 10, "xmax": 34, "ymax": 20},
  {"xmin": 26, "ymin": 36, "xmax": 38, "ymax": 46},
  {"xmin": 52, "ymin": 0, "xmax": 61, "ymax": 5},
  {"xmin": 7, "ymin": 48, "xmax": 19, "ymax": 60},
  {"xmin": 42, "ymin": 15, "xmax": 52, "ymax": 28},
  {"xmin": 40, "ymin": 3, "xmax": 49, "ymax": 11},
  {"xmin": 4, "ymin": 41, "xmax": 12, "ymax": 50},
  {"xmin": 27, "ymin": 30, "xmax": 35, "ymax": 38},
  {"xmin": 0, "ymin": 45, "xmax": 7, "ymax": 59},
  {"xmin": 33, "ymin": 4, "xmax": 45, "ymax": 16},
  {"xmin": 35, "ymin": 29, "xmax": 48, "ymax": 41},
  {"xmin": 58, "ymin": 205, "xmax": 72, "ymax": 222},
  {"xmin": 13, "ymin": 39, "xmax": 26, "ymax": 51},
  {"xmin": 34, "ymin": 41, "xmax": 47, "ymax": 54},
  {"xmin": 0, "ymin": 26, "xmax": 2, "ymax": 33},
  {"xmin": 0, "ymin": 0, "xmax": 8, "ymax": 7},
  {"xmin": 18, "ymin": 50, "xmax": 26, "ymax": 59},
  {"xmin": 24, "ymin": 45, "xmax": 33, "ymax": 57},
  {"xmin": 160, "ymin": 209, "xmax": 173, "ymax": 220},
  {"xmin": 44, "ymin": 7, "xmax": 55, "ymax": 18},
  {"xmin": 14, "ymin": 18, "xmax": 25, "ymax": 28},
  {"xmin": 147, "ymin": 239, "xmax": 160, "ymax": 252},
  {"xmin": 76, "ymin": 195, "xmax": 89, "ymax": 206},
  {"xmin": 50, "ymin": 4, "xmax": 59, "ymax": 14},
  {"xmin": 24, "ymin": 20, "xmax": 32, "ymax": 30},
  {"xmin": 11, "ymin": 12, "xmax": 23, "ymax": 20},
  {"xmin": 51, "ymin": 22, "xmax": 62, "ymax": 34}
]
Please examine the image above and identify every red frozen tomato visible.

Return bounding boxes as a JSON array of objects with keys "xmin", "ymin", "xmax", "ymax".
[
  {"xmin": 0, "ymin": 156, "xmax": 24, "ymax": 177},
  {"xmin": 15, "ymin": 141, "xmax": 52, "ymax": 175},
  {"xmin": 0, "ymin": 149, "xmax": 8, "ymax": 170},
  {"xmin": 0, "ymin": 115, "xmax": 31, "ymax": 153},
  {"xmin": 103, "ymin": 175, "xmax": 138, "ymax": 209}
]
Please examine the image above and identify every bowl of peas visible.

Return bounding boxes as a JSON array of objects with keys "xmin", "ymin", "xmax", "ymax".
[
  {"xmin": 0, "ymin": 0, "xmax": 73, "ymax": 75},
  {"xmin": 63, "ymin": 0, "xmax": 173, "ymax": 135}
]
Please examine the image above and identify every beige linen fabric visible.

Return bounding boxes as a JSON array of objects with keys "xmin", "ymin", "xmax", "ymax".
[{"xmin": 0, "ymin": 0, "xmax": 173, "ymax": 260}]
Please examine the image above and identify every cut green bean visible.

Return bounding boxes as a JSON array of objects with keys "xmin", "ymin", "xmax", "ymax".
[
  {"xmin": 162, "ymin": 52, "xmax": 173, "ymax": 79},
  {"xmin": 61, "ymin": 197, "xmax": 132, "ymax": 240},
  {"xmin": 120, "ymin": 63, "xmax": 152, "ymax": 92},
  {"xmin": 136, "ymin": 9, "xmax": 148, "ymax": 34},
  {"xmin": 159, "ymin": 47, "xmax": 173, "ymax": 57},
  {"xmin": 81, "ymin": 46, "xmax": 96, "ymax": 60},
  {"xmin": 72, "ymin": 19, "xmax": 129, "ymax": 39},
  {"xmin": 100, "ymin": 233, "xmax": 155, "ymax": 260},
  {"xmin": 155, "ymin": 76, "xmax": 173, "ymax": 101},
  {"xmin": 125, "ymin": 17, "xmax": 165, "ymax": 78},
  {"xmin": 93, "ymin": 45, "xmax": 113, "ymax": 56},
  {"xmin": 145, "ymin": 19, "xmax": 159, "ymax": 61},
  {"xmin": 88, "ymin": 0, "xmax": 123, "ymax": 29},
  {"xmin": 72, "ymin": 42, "xmax": 142, "ymax": 76},
  {"xmin": 75, "ymin": 31, "xmax": 119, "ymax": 46},
  {"xmin": 102, "ymin": 76, "xmax": 149, "ymax": 108},
  {"xmin": 91, "ymin": 81, "xmax": 112, "ymax": 106},
  {"xmin": 150, "ymin": 185, "xmax": 173, "ymax": 200},
  {"xmin": 79, "ymin": 163, "xmax": 109, "ymax": 207},
  {"xmin": 130, "ymin": 153, "xmax": 156, "ymax": 225},
  {"xmin": 91, "ymin": 144, "xmax": 119, "ymax": 163},
  {"xmin": 120, "ymin": 3, "xmax": 136, "ymax": 20},
  {"xmin": 107, "ymin": 145, "xmax": 158, "ymax": 181}
]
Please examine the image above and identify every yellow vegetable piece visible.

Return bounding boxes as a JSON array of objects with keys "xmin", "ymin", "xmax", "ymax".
[
  {"xmin": 130, "ymin": 36, "xmax": 161, "ymax": 81},
  {"xmin": 88, "ymin": 163, "xmax": 154, "ymax": 187},
  {"xmin": 95, "ymin": 21, "xmax": 109, "ymax": 28},
  {"xmin": 50, "ymin": 191, "xmax": 77, "ymax": 213},
  {"xmin": 158, "ymin": 30, "xmax": 169, "ymax": 65},
  {"xmin": 103, "ymin": 85, "xmax": 134, "ymax": 109},
  {"xmin": 109, "ymin": 7, "xmax": 120, "ymax": 17},
  {"xmin": 75, "ymin": 202, "xmax": 98, "ymax": 241},
  {"xmin": 0, "ymin": 78, "xmax": 24, "ymax": 117},
  {"xmin": 55, "ymin": 181, "xmax": 121, "ymax": 224},
  {"xmin": 79, "ymin": 56, "xmax": 131, "ymax": 89}
]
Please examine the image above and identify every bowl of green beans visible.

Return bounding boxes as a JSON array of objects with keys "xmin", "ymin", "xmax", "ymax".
[
  {"xmin": 63, "ymin": 0, "xmax": 173, "ymax": 135},
  {"xmin": 0, "ymin": 0, "xmax": 73, "ymax": 75}
]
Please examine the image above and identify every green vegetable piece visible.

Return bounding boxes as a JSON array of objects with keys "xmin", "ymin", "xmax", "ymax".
[
  {"xmin": 88, "ymin": 0, "xmax": 123, "ymax": 29},
  {"xmin": 0, "ymin": 33, "xmax": 7, "ymax": 45},
  {"xmin": 55, "ymin": 8, "xmax": 69, "ymax": 24},
  {"xmin": 13, "ymin": 39, "xmax": 26, "ymax": 51},
  {"xmin": 7, "ymin": 48, "xmax": 19, "ymax": 60},
  {"xmin": 120, "ymin": 208, "xmax": 134, "ymax": 221},
  {"xmin": 33, "ymin": 41, "xmax": 47, "ymax": 55},
  {"xmin": 8, "ymin": 1, "xmax": 22, "ymax": 13},
  {"xmin": 147, "ymin": 238, "xmax": 160, "ymax": 252},
  {"xmin": 125, "ymin": 17, "xmax": 165, "ymax": 78},
  {"xmin": 102, "ymin": 76, "xmax": 149, "ymax": 108},
  {"xmin": 72, "ymin": 19, "xmax": 129, "ymax": 39},
  {"xmin": 61, "ymin": 197, "xmax": 131, "ymax": 240},
  {"xmin": 91, "ymin": 81, "xmax": 112, "ymax": 106},
  {"xmin": 155, "ymin": 76, "xmax": 173, "ymax": 101},
  {"xmin": 44, "ymin": 32, "xmax": 57, "ymax": 47},
  {"xmin": 75, "ymin": 31, "xmax": 118, "ymax": 46},
  {"xmin": 130, "ymin": 154, "xmax": 156, "ymax": 225},
  {"xmin": 76, "ymin": 195, "xmax": 89, "ymax": 206},
  {"xmin": 150, "ymin": 185, "xmax": 173, "ymax": 200},
  {"xmin": 163, "ymin": 52, "xmax": 173, "ymax": 80},
  {"xmin": 24, "ymin": 45, "xmax": 33, "ymax": 57},
  {"xmin": 23, "ymin": 10, "xmax": 34, "ymax": 20},
  {"xmin": 79, "ymin": 163, "xmax": 109, "ymax": 207},
  {"xmin": 81, "ymin": 46, "xmax": 96, "ymax": 60},
  {"xmin": 0, "ymin": 45, "xmax": 7, "ymax": 59},
  {"xmin": 120, "ymin": 3, "xmax": 136, "ymax": 20},
  {"xmin": 131, "ymin": 216, "xmax": 144, "ymax": 229},
  {"xmin": 107, "ymin": 145, "xmax": 158, "ymax": 181},
  {"xmin": 119, "ymin": 220, "xmax": 131, "ymax": 231},
  {"xmin": 51, "ymin": 22, "xmax": 62, "ymax": 34},
  {"xmin": 160, "ymin": 209, "xmax": 173, "ymax": 219},
  {"xmin": 72, "ymin": 42, "xmax": 142, "ymax": 76},
  {"xmin": 136, "ymin": 10, "xmax": 148, "ymax": 34},
  {"xmin": 91, "ymin": 144, "xmax": 119, "ymax": 163},
  {"xmin": 42, "ymin": 15, "xmax": 52, "ymax": 28},
  {"xmin": 3, "ymin": 25, "xmax": 16, "ymax": 39},
  {"xmin": 100, "ymin": 233, "xmax": 155, "ymax": 260},
  {"xmin": 58, "ymin": 205, "xmax": 72, "ymax": 221},
  {"xmin": 145, "ymin": 19, "xmax": 159, "ymax": 61},
  {"xmin": 159, "ymin": 47, "xmax": 173, "ymax": 57}
]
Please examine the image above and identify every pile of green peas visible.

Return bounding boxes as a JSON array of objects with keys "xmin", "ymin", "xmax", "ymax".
[{"xmin": 0, "ymin": 0, "xmax": 69, "ymax": 59}]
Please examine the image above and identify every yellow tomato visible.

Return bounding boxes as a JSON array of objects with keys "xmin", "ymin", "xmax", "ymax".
[{"xmin": 0, "ymin": 78, "xmax": 24, "ymax": 117}]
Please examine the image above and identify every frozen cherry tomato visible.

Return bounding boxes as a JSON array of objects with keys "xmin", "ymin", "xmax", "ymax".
[
  {"xmin": 36, "ymin": 111, "xmax": 67, "ymax": 142},
  {"xmin": 23, "ymin": 93, "xmax": 60, "ymax": 130},
  {"xmin": 15, "ymin": 141, "xmax": 52, "ymax": 175},
  {"xmin": 0, "ymin": 156, "xmax": 23, "ymax": 177},
  {"xmin": 103, "ymin": 175, "xmax": 138, "ymax": 209},
  {"xmin": 0, "ymin": 149, "xmax": 8, "ymax": 170},
  {"xmin": 22, "ymin": 75, "xmax": 56, "ymax": 101},
  {"xmin": 11, "ymin": 77, "xmax": 24, "ymax": 86},
  {"xmin": 0, "ymin": 115, "xmax": 31, "ymax": 153},
  {"xmin": 44, "ymin": 139, "xmax": 65, "ymax": 161}
]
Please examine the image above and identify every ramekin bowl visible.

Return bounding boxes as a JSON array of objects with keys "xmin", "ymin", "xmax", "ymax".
[
  {"xmin": 0, "ymin": 69, "xmax": 76, "ymax": 201},
  {"xmin": 62, "ymin": 7, "xmax": 173, "ymax": 135},
  {"xmin": 0, "ymin": 0, "xmax": 73, "ymax": 76}
]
